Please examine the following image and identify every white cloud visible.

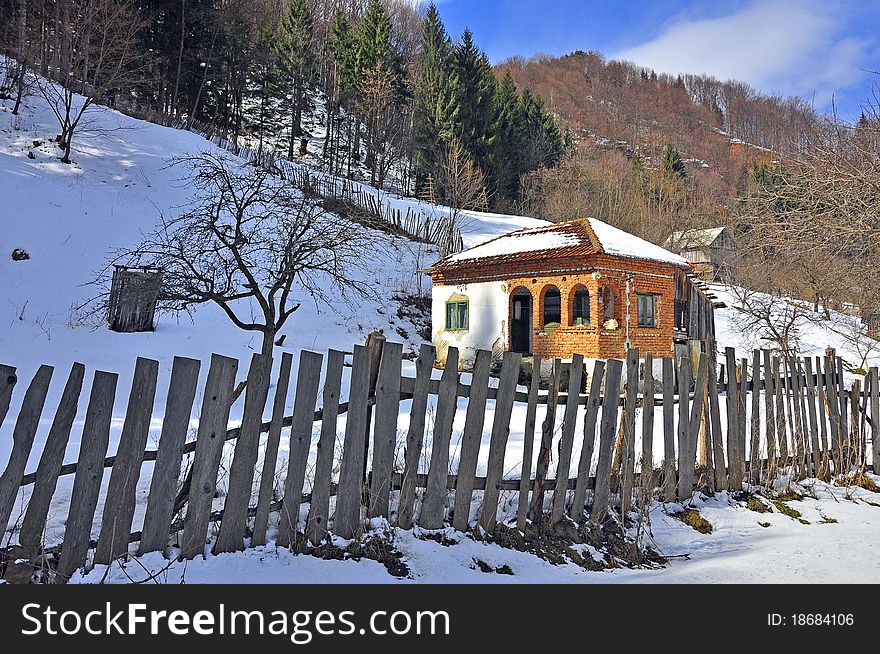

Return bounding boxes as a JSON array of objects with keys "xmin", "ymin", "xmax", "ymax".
[{"xmin": 614, "ymin": 0, "xmax": 876, "ymax": 107}]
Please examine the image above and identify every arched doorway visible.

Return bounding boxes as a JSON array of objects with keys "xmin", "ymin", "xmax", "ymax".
[{"xmin": 511, "ymin": 287, "xmax": 532, "ymax": 353}]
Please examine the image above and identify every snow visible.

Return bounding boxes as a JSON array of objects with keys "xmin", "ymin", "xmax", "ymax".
[
  {"xmin": 587, "ymin": 217, "xmax": 689, "ymax": 266},
  {"xmin": 2, "ymin": 81, "xmax": 880, "ymax": 584},
  {"xmin": 444, "ymin": 229, "xmax": 578, "ymax": 262}
]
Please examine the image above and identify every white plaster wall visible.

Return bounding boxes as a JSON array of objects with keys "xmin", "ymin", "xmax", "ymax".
[{"xmin": 432, "ymin": 281, "xmax": 509, "ymax": 368}]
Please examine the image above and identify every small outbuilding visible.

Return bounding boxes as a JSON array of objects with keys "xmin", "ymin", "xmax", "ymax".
[
  {"xmin": 663, "ymin": 226, "xmax": 737, "ymax": 282},
  {"xmin": 428, "ymin": 217, "xmax": 716, "ymax": 369}
]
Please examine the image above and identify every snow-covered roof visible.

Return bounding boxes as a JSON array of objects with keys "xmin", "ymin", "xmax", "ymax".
[
  {"xmin": 432, "ymin": 217, "xmax": 689, "ymax": 272},
  {"xmin": 664, "ymin": 226, "xmax": 729, "ymax": 250}
]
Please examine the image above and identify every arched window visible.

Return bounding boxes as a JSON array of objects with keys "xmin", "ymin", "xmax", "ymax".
[
  {"xmin": 543, "ymin": 285, "xmax": 561, "ymax": 326},
  {"xmin": 600, "ymin": 286, "xmax": 615, "ymax": 321},
  {"xmin": 571, "ymin": 285, "xmax": 590, "ymax": 326}
]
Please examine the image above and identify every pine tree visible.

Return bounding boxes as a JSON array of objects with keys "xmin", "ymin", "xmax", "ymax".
[
  {"xmin": 412, "ymin": 2, "xmax": 460, "ymax": 195},
  {"xmin": 326, "ymin": 9, "xmax": 357, "ymax": 173},
  {"xmin": 454, "ymin": 28, "xmax": 495, "ymax": 168},
  {"xmin": 276, "ymin": 0, "xmax": 315, "ymax": 158},
  {"xmin": 487, "ymin": 70, "xmax": 524, "ymax": 205},
  {"xmin": 660, "ymin": 143, "xmax": 686, "ymax": 180}
]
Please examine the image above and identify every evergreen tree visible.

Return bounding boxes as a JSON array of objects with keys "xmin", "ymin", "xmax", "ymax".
[
  {"xmin": 412, "ymin": 2, "xmax": 460, "ymax": 194},
  {"xmin": 276, "ymin": 0, "xmax": 315, "ymax": 157},
  {"xmin": 487, "ymin": 70, "xmax": 524, "ymax": 205},
  {"xmin": 454, "ymin": 28, "xmax": 495, "ymax": 167},
  {"xmin": 660, "ymin": 143, "xmax": 686, "ymax": 180}
]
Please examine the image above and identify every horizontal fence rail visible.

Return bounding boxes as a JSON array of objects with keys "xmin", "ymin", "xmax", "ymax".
[{"xmin": 0, "ymin": 340, "xmax": 877, "ymax": 582}]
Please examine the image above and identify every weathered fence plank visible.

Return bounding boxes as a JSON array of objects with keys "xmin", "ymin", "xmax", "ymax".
[
  {"xmin": 478, "ymin": 351, "xmax": 522, "ymax": 533},
  {"xmin": 275, "ymin": 351, "xmax": 323, "ymax": 548},
  {"xmin": 19, "ymin": 363, "xmax": 85, "ymax": 555},
  {"xmin": 551, "ymin": 354, "xmax": 584, "ymax": 524},
  {"xmin": 662, "ymin": 357, "xmax": 676, "ymax": 500},
  {"xmin": 870, "ymin": 367, "xmax": 879, "ymax": 473},
  {"xmin": 803, "ymin": 357, "xmax": 822, "ymax": 477},
  {"xmin": 252, "ymin": 352, "xmax": 293, "ymax": 547},
  {"xmin": 676, "ymin": 357, "xmax": 693, "ymax": 501},
  {"xmin": 590, "ymin": 358, "xmax": 623, "ymax": 526},
  {"xmin": 707, "ymin": 349, "xmax": 727, "ymax": 491},
  {"xmin": 0, "ymin": 364, "xmax": 16, "ymax": 429},
  {"xmin": 774, "ymin": 355, "xmax": 789, "ymax": 462},
  {"xmin": 452, "ymin": 349, "xmax": 492, "ymax": 532},
  {"xmin": 762, "ymin": 350, "xmax": 777, "ymax": 468},
  {"xmin": 56, "ymin": 371, "xmax": 117, "ymax": 581},
  {"xmin": 725, "ymin": 348, "xmax": 743, "ymax": 490},
  {"xmin": 687, "ymin": 356, "xmax": 709, "ymax": 489},
  {"xmin": 334, "ymin": 346, "xmax": 374, "ymax": 539},
  {"xmin": 0, "ymin": 364, "xmax": 54, "ymax": 539},
  {"xmin": 528, "ymin": 358, "xmax": 560, "ymax": 525},
  {"xmin": 748, "ymin": 351, "xmax": 761, "ymax": 483},
  {"xmin": 138, "ymin": 356, "xmax": 201, "ymax": 555},
  {"xmin": 180, "ymin": 354, "xmax": 239, "ymax": 559},
  {"xmin": 420, "ymin": 348, "xmax": 460, "ymax": 529},
  {"xmin": 306, "ymin": 350, "xmax": 345, "ymax": 545},
  {"xmin": 367, "ymin": 342, "xmax": 403, "ymax": 520},
  {"xmin": 516, "ymin": 355, "xmax": 543, "ymax": 532},
  {"xmin": 396, "ymin": 344, "xmax": 435, "ymax": 530},
  {"xmin": 94, "ymin": 357, "xmax": 160, "ymax": 564},
  {"xmin": 619, "ymin": 349, "xmax": 638, "ymax": 517},
  {"xmin": 571, "ymin": 360, "xmax": 605, "ymax": 522},
  {"xmin": 815, "ymin": 355, "xmax": 828, "ymax": 457},
  {"xmin": 214, "ymin": 353, "xmax": 274, "ymax": 554},
  {"xmin": 641, "ymin": 353, "xmax": 655, "ymax": 493}
]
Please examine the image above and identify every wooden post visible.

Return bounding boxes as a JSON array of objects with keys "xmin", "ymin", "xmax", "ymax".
[
  {"xmin": 138, "ymin": 356, "xmax": 201, "ymax": 555},
  {"xmin": 676, "ymin": 357, "xmax": 693, "ymax": 501},
  {"xmin": 619, "ymin": 349, "xmax": 638, "ymax": 517},
  {"xmin": 707, "ymin": 350, "xmax": 727, "ymax": 491},
  {"xmin": 836, "ymin": 357, "xmax": 850, "ymax": 468},
  {"xmin": 571, "ymin": 359, "xmax": 605, "ymax": 523},
  {"xmin": 0, "ymin": 364, "xmax": 16, "ymax": 429},
  {"xmin": 687, "ymin": 357, "xmax": 709, "ymax": 490},
  {"xmin": 824, "ymin": 355, "xmax": 840, "ymax": 473},
  {"xmin": 361, "ymin": 333, "xmax": 386, "ymax": 484},
  {"xmin": 724, "ymin": 348, "xmax": 742, "ymax": 490},
  {"xmin": 815, "ymin": 355, "xmax": 828, "ymax": 457},
  {"xmin": 551, "ymin": 354, "xmax": 584, "ymax": 524},
  {"xmin": 452, "ymin": 349, "xmax": 492, "ymax": 532},
  {"xmin": 803, "ymin": 357, "xmax": 822, "ymax": 477},
  {"xmin": 274, "ymin": 351, "xmax": 323, "ymax": 549},
  {"xmin": 661, "ymin": 357, "xmax": 676, "ymax": 500},
  {"xmin": 528, "ymin": 358, "xmax": 560, "ymax": 525},
  {"xmin": 252, "ymin": 352, "xmax": 294, "ymax": 547},
  {"xmin": 870, "ymin": 367, "xmax": 879, "ymax": 474},
  {"xmin": 478, "ymin": 351, "xmax": 522, "ymax": 534},
  {"xmin": 396, "ymin": 343, "xmax": 435, "ymax": 530},
  {"xmin": 774, "ymin": 355, "xmax": 789, "ymax": 463},
  {"xmin": 367, "ymin": 342, "xmax": 404, "ymax": 520},
  {"xmin": 180, "ymin": 354, "xmax": 239, "ymax": 560},
  {"xmin": 420, "ymin": 348, "xmax": 460, "ymax": 529},
  {"xmin": 849, "ymin": 380, "xmax": 860, "ymax": 471},
  {"xmin": 306, "ymin": 350, "xmax": 345, "ymax": 545},
  {"xmin": 516, "ymin": 355, "xmax": 543, "ymax": 532},
  {"xmin": 739, "ymin": 357, "xmax": 748, "ymax": 481},
  {"xmin": 762, "ymin": 350, "xmax": 777, "ymax": 469},
  {"xmin": 0, "ymin": 364, "xmax": 53, "ymax": 539},
  {"xmin": 590, "ymin": 358, "xmax": 623, "ymax": 526},
  {"xmin": 94, "ymin": 357, "xmax": 160, "ymax": 564},
  {"xmin": 56, "ymin": 371, "xmax": 117, "ymax": 581},
  {"xmin": 19, "ymin": 363, "xmax": 85, "ymax": 556},
  {"xmin": 641, "ymin": 353, "xmax": 655, "ymax": 498}
]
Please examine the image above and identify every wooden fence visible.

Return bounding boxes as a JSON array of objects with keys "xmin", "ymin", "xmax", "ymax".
[
  {"xmin": 137, "ymin": 111, "xmax": 464, "ymax": 257},
  {"xmin": 0, "ymin": 342, "xmax": 877, "ymax": 582}
]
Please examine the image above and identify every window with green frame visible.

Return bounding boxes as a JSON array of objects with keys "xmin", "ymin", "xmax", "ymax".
[
  {"xmin": 637, "ymin": 293, "xmax": 657, "ymax": 327},
  {"xmin": 446, "ymin": 300, "xmax": 469, "ymax": 331}
]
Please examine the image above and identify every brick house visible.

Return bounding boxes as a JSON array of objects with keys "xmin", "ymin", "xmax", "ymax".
[{"xmin": 428, "ymin": 217, "xmax": 716, "ymax": 368}]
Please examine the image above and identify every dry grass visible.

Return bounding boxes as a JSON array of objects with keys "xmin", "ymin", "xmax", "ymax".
[{"xmin": 673, "ymin": 509, "xmax": 713, "ymax": 534}]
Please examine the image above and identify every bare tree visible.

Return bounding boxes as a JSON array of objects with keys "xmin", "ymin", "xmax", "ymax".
[
  {"xmin": 37, "ymin": 0, "xmax": 150, "ymax": 163},
  {"xmin": 108, "ymin": 152, "xmax": 374, "ymax": 356},
  {"xmin": 437, "ymin": 138, "xmax": 487, "ymax": 248}
]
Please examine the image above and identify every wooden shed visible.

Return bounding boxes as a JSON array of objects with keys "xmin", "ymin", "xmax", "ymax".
[{"xmin": 663, "ymin": 227, "xmax": 737, "ymax": 282}]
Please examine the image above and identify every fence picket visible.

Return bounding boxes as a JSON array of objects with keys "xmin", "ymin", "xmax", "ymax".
[
  {"xmin": 815, "ymin": 355, "xmax": 828, "ymax": 457},
  {"xmin": 252, "ymin": 352, "xmax": 294, "ymax": 547},
  {"xmin": 619, "ymin": 349, "xmax": 638, "ymax": 517},
  {"xmin": 762, "ymin": 350, "xmax": 777, "ymax": 469},
  {"xmin": 641, "ymin": 353, "xmax": 655, "ymax": 494},
  {"xmin": 478, "ymin": 351, "xmax": 522, "ymax": 534},
  {"xmin": 19, "ymin": 363, "xmax": 85, "ymax": 555},
  {"xmin": 516, "ymin": 355, "xmax": 543, "ymax": 532},
  {"xmin": 590, "ymin": 358, "xmax": 623, "ymax": 526},
  {"xmin": 870, "ymin": 367, "xmax": 879, "ymax": 473},
  {"xmin": 334, "ymin": 346, "xmax": 373, "ymax": 539},
  {"xmin": 0, "ymin": 364, "xmax": 54, "ymax": 539},
  {"xmin": 214, "ymin": 353, "xmax": 273, "ymax": 554},
  {"xmin": 56, "ymin": 371, "xmax": 117, "ymax": 581},
  {"xmin": 275, "ymin": 351, "xmax": 324, "ymax": 548},
  {"xmin": 749, "ymin": 351, "xmax": 762, "ymax": 483},
  {"xmin": 396, "ymin": 344, "xmax": 435, "ymax": 530},
  {"xmin": 687, "ymin": 356, "xmax": 709, "ymax": 489},
  {"xmin": 676, "ymin": 357, "xmax": 693, "ymax": 501},
  {"xmin": 803, "ymin": 357, "xmax": 822, "ymax": 477},
  {"xmin": 139, "ymin": 356, "xmax": 201, "ymax": 555},
  {"xmin": 420, "ymin": 348, "xmax": 460, "ymax": 529},
  {"xmin": 662, "ymin": 357, "xmax": 676, "ymax": 500},
  {"xmin": 707, "ymin": 349, "xmax": 727, "ymax": 491},
  {"xmin": 95, "ymin": 357, "xmax": 160, "ymax": 564},
  {"xmin": 528, "ymin": 358, "xmax": 560, "ymax": 524},
  {"xmin": 180, "ymin": 354, "xmax": 239, "ymax": 559},
  {"xmin": 551, "ymin": 354, "xmax": 584, "ymax": 524},
  {"xmin": 0, "ymin": 364, "xmax": 16, "ymax": 428},
  {"xmin": 571, "ymin": 360, "xmax": 605, "ymax": 522},
  {"xmin": 775, "ymin": 356, "xmax": 789, "ymax": 462},
  {"xmin": 306, "ymin": 350, "xmax": 345, "ymax": 545},
  {"xmin": 725, "ymin": 348, "xmax": 743, "ymax": 490},
  {"xmin": 368, "ymin": 342, "xmax": 404, "ymax": 520}
]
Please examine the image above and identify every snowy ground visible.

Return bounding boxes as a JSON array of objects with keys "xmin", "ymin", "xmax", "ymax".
[{"xmin": 2, "ymin": 87, "xmax": 880, "ymax": 583}]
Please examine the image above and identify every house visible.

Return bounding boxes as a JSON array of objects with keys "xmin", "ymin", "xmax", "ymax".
[
  {"xmin": 428, "ymin": 217, "xmax": 717, "ymax": 369},
  {"xmin": 663, "ymin": 226, "xmax": 737, "ymax": 281}
]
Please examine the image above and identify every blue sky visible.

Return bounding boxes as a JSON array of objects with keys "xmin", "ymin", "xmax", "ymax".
[{"xmin": 429, "ymin": 0, "xmax": 880, "ymax": 122}]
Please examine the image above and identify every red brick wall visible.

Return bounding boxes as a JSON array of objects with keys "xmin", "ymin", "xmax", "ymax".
[{"xmin": 434, "ymin": 254, "xmax": 679, "ymax": 360}]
